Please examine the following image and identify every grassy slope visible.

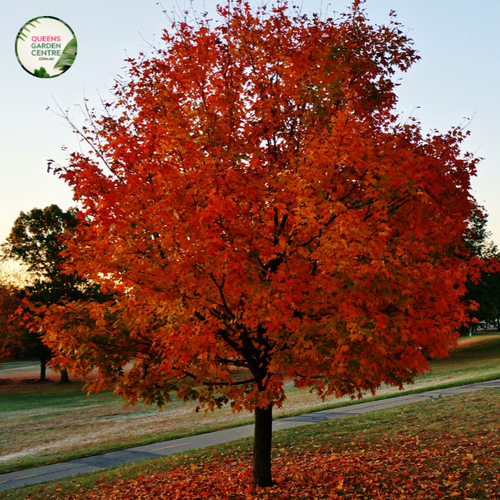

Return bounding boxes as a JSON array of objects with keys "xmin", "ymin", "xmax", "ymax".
[{"xmin": 0, "ymin": 334, "xmax": 499, "ymax": 476}]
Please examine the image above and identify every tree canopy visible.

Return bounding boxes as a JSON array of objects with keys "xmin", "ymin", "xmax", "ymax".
[{"xmin": 42, "ymin": 1, "xmax": 482, "ymax": 486}]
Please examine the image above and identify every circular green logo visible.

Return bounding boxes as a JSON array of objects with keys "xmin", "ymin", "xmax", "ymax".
[{"xmin": 15, "ymin": 17, "xmax": 77, "ymax": 78}]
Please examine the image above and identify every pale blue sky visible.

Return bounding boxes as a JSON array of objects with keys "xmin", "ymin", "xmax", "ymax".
[{"xmin": 1, "ymin": 1, "xmax": 499, "ymax": 245}]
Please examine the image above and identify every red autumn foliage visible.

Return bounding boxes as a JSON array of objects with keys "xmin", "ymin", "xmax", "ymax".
[
  {"xmin": 0, "ymin": 282, "xmax": 24, "ymax": 362},
  {"xmin": 41, "ymin": 0, "xmax": 482, "ymax": 486}
]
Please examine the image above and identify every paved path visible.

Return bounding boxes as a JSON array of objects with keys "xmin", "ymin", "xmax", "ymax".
[{"xmin": 1, "ymin": 378, "xmax": 500, "ymax": 492}]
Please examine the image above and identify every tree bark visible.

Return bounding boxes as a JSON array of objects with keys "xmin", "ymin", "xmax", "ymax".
[
  {"xmin": 253, "ymin": 404, "xmax": 273, "ymax": 487},
  {"xmin": 40, "ymin": 357, "xmax": 47, "ymax": 381},
  {"xmin": 59, "ymin": 369, "xmax": 70, "ymax": 383}
]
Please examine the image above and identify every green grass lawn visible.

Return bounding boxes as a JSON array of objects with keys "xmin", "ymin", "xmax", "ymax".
[
  {"xmin": 1, "ymin": 333, "xmax": 500, "ymax": 477},
  {"xmin": 413, "ymin": 332, "xmax": 500, "ymax": 385}
]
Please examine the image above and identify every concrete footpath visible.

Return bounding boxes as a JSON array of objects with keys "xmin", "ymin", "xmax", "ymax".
[{"xmin": 1, "ymin": 378, "xmax": 500, "ymax": 492}]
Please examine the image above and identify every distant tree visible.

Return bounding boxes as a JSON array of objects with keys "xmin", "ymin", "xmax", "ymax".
[
  {"xmin": 463, "ymin": 207, "xmax": 500, "ymax": 332},
  {"xmin": 1, "ymin": 204, "xmax": 106, "ymax": 381},
  {"xmin": 0, "ymin": 281, "xmax": 24, "ymax": 364},
  {"xmin": 41, "ymin": 2, "xmax": 483, "ymax": 486}
]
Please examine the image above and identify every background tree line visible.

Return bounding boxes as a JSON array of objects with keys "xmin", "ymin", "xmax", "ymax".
[
  {"xmin": 0, "ymin": 204, "xmax": 108, "ymax": 382},
  {"xmin": 463, "ymin": 208, "xmax": 500, "ymax": 332}
]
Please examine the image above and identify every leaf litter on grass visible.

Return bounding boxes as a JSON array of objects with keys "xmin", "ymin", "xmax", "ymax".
[
  {"xmin": 31, "ymin": 433, "xmax": 500, "ymax": 499},
  {"xmin": 17, "ymin": 389, "xmax": 500, "ymax": 500}
]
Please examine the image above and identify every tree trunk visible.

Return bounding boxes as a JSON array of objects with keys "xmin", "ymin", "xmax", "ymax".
[
  {"xmin": 59, "ymin": 369, "xmax": 70, "ymax": 383},
  {"xmin": 253, "ymin": 404, "xmax": 273, "ymax": 487},
  {"xmin": 40, "ymin": 357, "xmax": 47, "ymax": 381}
]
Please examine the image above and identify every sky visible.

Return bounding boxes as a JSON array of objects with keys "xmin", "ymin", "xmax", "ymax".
[{"xmin": 1, "ymin": 0, "xmax": 499, "ymax": 249}]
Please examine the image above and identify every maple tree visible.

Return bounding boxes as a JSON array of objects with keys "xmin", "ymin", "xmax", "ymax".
[{"xmin": 42, "ymin": 1, "xmax": 482, "ymax": 486}]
